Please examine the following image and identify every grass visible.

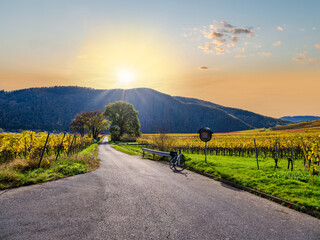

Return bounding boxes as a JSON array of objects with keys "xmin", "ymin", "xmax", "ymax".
[
  {"xmin": 0, "ymin": 140, "xmax": 101, "ymax": 190},
  {"xmin": 112, "ymin": 145, "xmax": 141, "ymax": 155},
  {"xmin": 111, "ymin": 142, "xmax": 143, "ymax": 155},
  {"xmin": 113, "ymin": 142, "xmax": 320, "ymax": 212}
]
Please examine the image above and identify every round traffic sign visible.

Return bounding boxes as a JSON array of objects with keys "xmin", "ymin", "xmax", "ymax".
[{"xmin": 198, "ymin": 127, "xmax": 213, "ymax": 142}]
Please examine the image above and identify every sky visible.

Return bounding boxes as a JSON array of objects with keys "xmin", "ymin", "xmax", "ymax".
[{"xmin": 0, "ymin": 0, "xmax": 320, "ymax": 118}]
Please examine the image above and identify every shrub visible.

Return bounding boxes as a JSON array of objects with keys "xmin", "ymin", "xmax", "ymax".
[{"xmin": 152, "ymin": 132, "xmax": 175, "ymax": 152}]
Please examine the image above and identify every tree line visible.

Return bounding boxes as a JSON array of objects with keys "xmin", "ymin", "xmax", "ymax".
[{"xmin": 69, "ymin": 101, "xmax": 141, "ymax": 141}]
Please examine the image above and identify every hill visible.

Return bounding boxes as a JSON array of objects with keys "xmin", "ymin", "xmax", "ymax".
[
  {"xmin": 280, "ymin": 116, "xmax": 320, "ymax": 122},
  {"xmin": 271, "ymin": 119, "xmax": 320, "ymax": 131},
  {"xmin": 0, "ymin": 86, "xmax": 288, "ymax": 133}
]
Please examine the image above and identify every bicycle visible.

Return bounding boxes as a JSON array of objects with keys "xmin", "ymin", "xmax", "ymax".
[{"xmin": 169, "ymin": 151, "xmax": 185, "ymax": 172}]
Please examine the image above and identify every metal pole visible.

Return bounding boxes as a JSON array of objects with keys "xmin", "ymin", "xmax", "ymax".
[
  {"xmin": 205, "ymin": 142, "xmax": 207, "ymax": 163},
  {"xmin": 254, "ymin": 138, "xmax": 259, "ymax": 169}
]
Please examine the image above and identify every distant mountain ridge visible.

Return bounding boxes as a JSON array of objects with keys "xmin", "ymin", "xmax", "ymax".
[
  {"xmin": 0, "ymin": 86, "xmax": 288, "ymax": 133},
  {"xmin": 280, "ymin": 116, "xmax": 320, "ymax": 123}
]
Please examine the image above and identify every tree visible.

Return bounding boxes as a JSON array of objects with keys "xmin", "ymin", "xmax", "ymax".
[
  {"xmin": 103, "ymin": 101, "xmax": 141, "ymax": 141},
  {"xmin": 69, "ymin": 110, "xmax": 108, "ymax": 139},
  {"xmin": 85, "ymin": 111, "xmax": 109, "ymax": 139},
  {"xmin": 69, "ymin": 113, "xmax": 88, "ymax": 136}
]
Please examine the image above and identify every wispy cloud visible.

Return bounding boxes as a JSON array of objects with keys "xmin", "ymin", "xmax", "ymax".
[
  {"xmin": 230, "ymin": 36, "xmax": 240, "ymax": 42},
  {"xmin": 258, "ymin": 52, "xmax": 272, "ymax": 57},
  {"xmin": 298, "ymin": 51, "xmax": 308, "ymax": 57},
  {"xmin": 273, "ymin": 41, "xmax": 282, "ymax": 47},
  {"xmin": 315, "ymin": 44, "xmax": 320, "ymax": 50},
  {"xmin": 293, "ymin": 57, "xmax": 303, "ymax": 61},
  {"xmin": 215, "ymin": 46, "xmax": 224, "ymax": 51},
  {"xmin": 229, "ymin": 28, "xmax": 252, "ymax": 34},
  {"xmin": 293, "ymin": 51, "xmax": 320, "ymax": 65},
  {"xmin": 277, "ymin": 26, "xmax": 283, "ymax": 31},
  {"xmin": 235, "ymin": 54, "xmax": 246, "ymax": 58},
  {"xmin": 307, "ymin": 58, "xmax": 320, "ymax": 64},
  {"xmin": 211, "ymin": 39, "xmax": 226, "ymax": 45},
  {"xmin": 196, "ymin": 20, "xmax": 255, "ymax": 56},
  {"xmin": 198, "ymin": 66, "xmax": 208, "ymax": 70},
  {"xmin": 208, "ymin": 32, "xmax": 224, "ymax": 38},
  {"xmin": 221, "ymin": 21, "xmax": 234, "ymax": 28},
  {"xmin": 312, "ymin": 27, "xmax": 317, "ymax": 31},
  {"xmin": 198, "ymin": 45, "xmax": 212, "ymax": 53}
]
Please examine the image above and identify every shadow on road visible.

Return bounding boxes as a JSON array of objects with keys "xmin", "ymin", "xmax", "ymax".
[
  {"xmin": 220, "ymin": 182, "xmax": 241, "ymax": 191},
  {"xmin": 171, "ymin": 169, "xmax": 188, "ymax": 177}
]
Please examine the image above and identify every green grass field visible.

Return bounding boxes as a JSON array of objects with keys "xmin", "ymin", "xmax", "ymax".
[
  {"xmin": 113, "ymin": 142, "xmax": 320, "ymax": 212},
  {"xmin": 0, "ymin": 141, "xmax": 101, "ymax": 190}
]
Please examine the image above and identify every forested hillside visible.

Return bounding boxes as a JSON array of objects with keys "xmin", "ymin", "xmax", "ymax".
[
  {"xmin": 0, "ymin": 87, "xmax": 288, "ymax": 133},
  {"xmin": 280, "ymin": 116, "xmax": 320, "ymax": 122}
]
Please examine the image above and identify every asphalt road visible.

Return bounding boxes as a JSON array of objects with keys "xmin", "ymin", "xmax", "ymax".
[{"xmin": 1, "ymin": 138, "xmax": 319, "ymax": 240}]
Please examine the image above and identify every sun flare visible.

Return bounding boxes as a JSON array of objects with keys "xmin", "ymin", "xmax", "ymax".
[{"xmin": 117, "ymin": 69, "xmax": 135, "ymax": 84}]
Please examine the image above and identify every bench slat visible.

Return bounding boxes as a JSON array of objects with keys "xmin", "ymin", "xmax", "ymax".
[{"xmin": 142, "ymin": 148, "xmax": 171, "ymax": 157}]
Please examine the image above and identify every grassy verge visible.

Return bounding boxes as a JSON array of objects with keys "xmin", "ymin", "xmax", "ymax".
[
  {"xmin": 112, "ymin": 145, "xmax": 141, "ymax": 155},
  {"xmin": 113, "ymin": 143, "xmax": 320, "ymax": 212},
  {"xmin": 0, "ymin": 140, "xmax": 101, "ymax": 190},
  {"xmin": 111, "ymin": 142, "xmax": 143, "ymax": 155}
]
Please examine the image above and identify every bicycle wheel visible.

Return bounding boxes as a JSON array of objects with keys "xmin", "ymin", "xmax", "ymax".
[
  {"xmin": 169, "ymin": 156, "xmax": 176, "ymax": 169},
  {"xmin": 174, "ymin": 155, "xmax": 185, "ymax": 172}
]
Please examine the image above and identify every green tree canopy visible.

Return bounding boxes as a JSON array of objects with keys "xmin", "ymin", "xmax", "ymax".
[
  {"xmin": 69, "ymin": 113, "xmax": 88, "ymax": 136},
  {"xmin": 69, "ymin": 110, "xmax": 108, "ymax": 139},
  {"xmin": 103, "ymin": 101, "xmax": 141, "ymax": 141}
]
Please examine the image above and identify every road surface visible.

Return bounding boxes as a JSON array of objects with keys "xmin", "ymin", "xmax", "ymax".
[{"xmin": 0, "ymin": 138, "xmax": 319, "ymax": 239}]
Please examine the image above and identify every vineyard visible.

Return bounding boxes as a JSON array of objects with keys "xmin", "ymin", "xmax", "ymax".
[
  {"xmin": 0, "ymin": 131, "xmax": 93, "ymax": 163},
  {"xmin": 137, "ymin": 128, "xmax": 320, "ymax": 175}
]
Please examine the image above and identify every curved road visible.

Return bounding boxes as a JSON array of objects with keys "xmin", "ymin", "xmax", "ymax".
[{"xmin": 1, "ymin": 138, "xmax": 319, "ymax": 240}]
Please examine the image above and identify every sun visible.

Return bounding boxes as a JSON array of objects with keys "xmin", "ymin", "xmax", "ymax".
[{"xmin": 117, "ymin": 69, "xmax": 135, "ymax": 84}]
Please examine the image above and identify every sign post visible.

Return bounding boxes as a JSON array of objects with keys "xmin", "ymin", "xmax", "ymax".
[{"xmin": 198, "ymin": 127, "xmax": 213, "ymax": 163}]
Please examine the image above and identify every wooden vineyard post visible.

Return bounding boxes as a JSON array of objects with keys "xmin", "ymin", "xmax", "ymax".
[
  {"xmin": 67, "ymin": 135, "xmax": 76, "ymax": 156},
  {"xmin": 55, "ymin": 133, "xmax": 66, "ymax": 161},
  {"xmin": 38, "ymin": 133, "xmax": 50, "ymax": 168},
  {"xmin": 301, "ymin": 140, "xmax": 314, "ymax": 182},
  {"xmin": 275, "ymin": 139, "xmax": 278, "ymax": 159},
  {"xmin": 253, "ymin": 138, "xmax": 259, "ymax": 169},
  {"xmin": 73, "ymin": 136, "xmax": 77, "ymax": 155},
  {"xmin": 291, "ymin": 139, "xmax": 294, "ymax": 164},
  {"xmin": 24, "ymin": 138, "xmax": 27, "ymax": 158}
]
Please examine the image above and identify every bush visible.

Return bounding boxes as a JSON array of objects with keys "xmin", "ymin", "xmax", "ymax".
[
  {"xmin": 120, "ymin": 134, "xmax": 138, "ymax": 142},
  {"xmin": 152, "ymin": 132, "xmax": 175, "ymax": 152}
]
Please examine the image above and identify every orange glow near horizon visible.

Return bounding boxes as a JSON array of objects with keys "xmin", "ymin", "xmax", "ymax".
[{"xmin": 2, "ymin": 66, "xmax": 319, "ymax": 118}]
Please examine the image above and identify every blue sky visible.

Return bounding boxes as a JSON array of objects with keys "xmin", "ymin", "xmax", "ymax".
[{"xmin": 0, "ymin": 0, "xmax": 319, "ymax": 117}]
